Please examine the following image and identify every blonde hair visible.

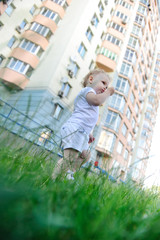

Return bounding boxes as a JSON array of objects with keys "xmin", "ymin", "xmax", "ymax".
[{"xmin": 82, "ymin": 68, "xmax": 111, "ymax": 87}]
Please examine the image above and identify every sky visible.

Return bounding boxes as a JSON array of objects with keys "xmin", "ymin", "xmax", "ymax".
[{"xmin": 144, "ymin": 104, "xmax": 160, "ymax": 187}]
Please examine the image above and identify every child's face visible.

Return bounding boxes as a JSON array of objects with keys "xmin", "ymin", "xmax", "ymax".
[{"xmin": 89, "ymin": 73, "xmax": 109, "ymax": 94}]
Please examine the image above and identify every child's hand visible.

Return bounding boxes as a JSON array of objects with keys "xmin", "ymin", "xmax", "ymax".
[
  {"xmin": 88, "ymin": 134, "xmax": 95, "ymax": 143},
  {"xmin": 106, "ymin": 87, "xmax": 115, "ymax": 96}
]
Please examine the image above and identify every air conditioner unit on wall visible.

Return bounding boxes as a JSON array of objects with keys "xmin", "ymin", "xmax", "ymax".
[
  {"xmin": 58, "ymin": 90, "xmax": 64, "ymax": 98},
  {"xmin": 68, "ymin": 70, "xmax": 74, "ymax": 78},
  {"xmin": 100, "ymin": 12, "xmax": 104, "ymax": 18},
  {"xmin": 122, "ymin": 19, "xmax": 127, "ymax": 25},
  {"xmin": 15, "ymin": 26, "xmax": 23, "ymax": 33}
]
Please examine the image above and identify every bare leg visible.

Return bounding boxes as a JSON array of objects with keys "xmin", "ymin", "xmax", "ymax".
[
  {"xmin": 52, "ymin": 148, "xmax": 79, "ymax": 180},
  {"xmin": 74, "ymin": 149, "xmax": 91, "ymax": 169},
  {"xmin": 52, "ymin": 157, "xmax": 64, "ymax": 180},
  {"xmin": 52, "ymin": 149, "xmax": 91, "ymax": 180}
]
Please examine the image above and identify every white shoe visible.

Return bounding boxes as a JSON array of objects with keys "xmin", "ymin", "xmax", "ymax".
[{"xmin": 66, "ymin": 170, "xmax": 75, "ymax": 180}]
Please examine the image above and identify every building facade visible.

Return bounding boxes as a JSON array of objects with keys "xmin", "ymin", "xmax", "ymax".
[{"xmin": 0, "ymin": 0, "xmax": 160, "ymax": 182}]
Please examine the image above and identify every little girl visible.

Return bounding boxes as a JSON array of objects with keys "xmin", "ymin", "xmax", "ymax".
[{"xmin": 53, "ymin": 68, "xmax": 114, "ymax": 179}]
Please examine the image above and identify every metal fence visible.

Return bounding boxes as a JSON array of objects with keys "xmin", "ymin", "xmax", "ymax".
[{"xmin": 0, "ymin": 98, "xmax": 63, "ymax": 157}]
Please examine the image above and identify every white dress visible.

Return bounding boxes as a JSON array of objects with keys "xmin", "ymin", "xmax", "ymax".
[{"xmin": 61, "ymin": 87, "xmax": 99, "ymax": 152}]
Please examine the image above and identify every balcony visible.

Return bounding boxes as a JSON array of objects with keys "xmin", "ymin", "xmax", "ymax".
[
  {"xmin": 10, "ymin": 48, "xmax": 39, "ymax": 69},
  {"xmin": 0, "ymin": 67, "xmax": 29, "ymax": 89},
  {"xmin": 96, "ymin": 130, "xmax": 116, "ymax": 156},
  {"xmin": 139, "ymin": 0, "xmax": 148, "ymax": 5},
  {"xmin": 96, "ymin": 54, "xmax": 117, "ymax": 72},
  {"xmin": 42, "ymin": 0, "xmax": 65, "ymax": 19}
]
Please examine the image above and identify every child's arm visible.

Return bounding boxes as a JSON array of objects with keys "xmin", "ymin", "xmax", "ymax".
[{"xmin": 86, "ymin": 87, "xmax": 115, "ymax": 106}]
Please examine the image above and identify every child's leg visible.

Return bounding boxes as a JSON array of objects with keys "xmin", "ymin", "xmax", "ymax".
[
  {"xmin": 52, "ymin": 157, "xmax": 64, "ymax": 180},
  {"xmin": 63, "ymin": 148, "xmax": 79, "ymax": 171},
  {"xmin": 52, "ymin": 149, "xmax": 90, "ymax": 179},
  {"xmin": 52, "ymin": 148, "xmax": 79, "ymax": 180},
  {"xmin": 74, "ymin": 149, "xmax": 91, "ymax": 169}
]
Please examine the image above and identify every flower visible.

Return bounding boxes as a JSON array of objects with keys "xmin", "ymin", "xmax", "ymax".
[{"xmin": 94, "ymin": 161, "xmax": 98, "ymax": 167}]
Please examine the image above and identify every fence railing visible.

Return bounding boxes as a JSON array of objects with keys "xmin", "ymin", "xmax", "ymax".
[{"xmin": 0, "ymin": 98, "xmax": 63, "ymax": 157}]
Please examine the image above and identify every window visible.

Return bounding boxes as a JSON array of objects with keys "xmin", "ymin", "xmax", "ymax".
[
  {"xmin": 124, "ymin": 149, "xmax": 129, "ymax": 160},
  {"xmin": 78, "ymin": 42, "xmax": 87, "ymax": 58},
  {"xmin": 115, "ymin": 76, "xmax": 129, "ymax": 96},
  {"xmin": 137, "ymin": 147, "xmax": 144, "ymax": 161},
  {"xmin": 139, "ymin": 138, "xmax": 145, "ymax": 148},
  {"xmin": 111, "ymin": 22, "xmax": 125, "ymax": 34},
  {"xmin": 120, "ymin": 62, "xmax": 133, "ymax": 77},
  {"xmin": 52, "ymin": 104, "xmax": 63, "ymax": 119},
  {"xmin": 119, "ymin": 0, "xmax": 132, "ymax": 9},
  {"xmin": 153, "ymin": 74, "xmax": 158, "ymax": 79},
  {"xmin": 116, "ymin": 11, "xmax": 128, "ymax": 21},
  {"xmin": 67, "ymin": 62, "xmax": 79, "ymax": 78},
  {"xmin": 5, "ymin": 3, "xmax": 15, "ymax": 16},
  {"xmin": 98, "ymin": 47, "xmax": 117, "ymax": 61},
  {"xmin": 135, "ymin": 104, "xmax": 139, "ymax": 115},
  {"xmin": 124, "ymin": 48, "xmax": 135, "ymax": 62},
  {"xmin": 109, "ymin": 93, "xmax": 125, "ymax": 113},
  {"xmin": 121, "ymin": 123, "xmax": 127, "ymax": 136},
  {"xmin": 132, "ymin": 117, "xmax": 136, "ymax": 128},
  {"xmin": 135, "ymin": 14, "xmax": 144, "ymax": 25},
  {"xmin": 89, "ymin": 60, "xmax": 96, "ymax": 70},
  {"xmin": 98, "ymin": 2, "xmax": 104, "ymax": 15},
  {"xmin": 141, "ymin": 129, "xmax": 147, "ymax": 138},
  {"xmin": 86, "ymin": 28, "xmax": 93, "ymax": 41},
  {"xmin": 137, "ymin": 64, "xmax": 142, "ymax": 75},
  {"xmin": 132, "ymin": 24, "xmax": 141, "ymax": 36},
  {"xmin": 39, "ymin": 129, "xmax": 52, "ymax": 144},
  {"xmin": 128, "ymin": 36, "xmax": 139, "ymax": 49},
  {"xmin": 139, "ymin": 0, "xmax": 148, "ymax": 5},
  {"xmin": 7, "ymin": 36, "xmax": 16, "ymax": 48},
  {"xmin": 97, "ymin": 130, "xmax": 116, "ymax": 152},
  {"xmin": 117, "ymin": 141, "xmax": 123, "ymax": 154},
  {"xmin": 154, "ymin": 67, "xmax": 159, "ymax": 73},
  {"xmin": 40, "ymin": 7, "xmax": 60, "ymax": 24},
  {"xmin": 105, "ymin": 110, "xmax": 121, "ymax": 132},
  {"xmin": 7, "ymin": 57, "xmax": 33, "ymax": 77},
  {"xmin": 145, "ymin": 111, "xmax": 151, "ymax": 120},
  {"xmin": 19, "ymin": 20, "xmax": 27, "ymax": 30},
  {"xmin": 130, "ymin": 92, "xmax": 135, "ymax": 105},
  {"xmin": 128, "ymin": 133, "xmax": 132, "ymax": 142},
  {"xmin": 137, "ymin": 4, "xmax": 146, "ymax": 15},
  {"xmin": 51, "ymin": 0, "xmax": 67, "ymax": 9},
  {"xmin": 19, "ymin": 39, "xmax": 43, "ymax": 57},
  {"xmin": 150, "ymin": 87, "xmax": 156, "ymax": 95},
  {"xmin": 126, "ymin": 107, "xmax": 131, "ymax": 120},
  {"xmin": 91, "ymin": 14, "xmax": 99, "ymax": 27},
  {"xmin": 30, "ymin": 5, "xmax": 37, "ymax": 15},
  {"xmin": 60, "ymin": 82, "xmax": 71, "ymax": 97},
  {"xmin": 105, "ymin": 33, "xmax": 121, "ymax": 46},
  {"xmin": 30, "ymin": 22, "xmax": 52, "ymax": 39}
]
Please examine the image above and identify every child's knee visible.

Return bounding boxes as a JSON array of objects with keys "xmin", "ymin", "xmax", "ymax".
[{"xmin": 80, "ymin": 150, "xmax": 90, "ymax": 160}]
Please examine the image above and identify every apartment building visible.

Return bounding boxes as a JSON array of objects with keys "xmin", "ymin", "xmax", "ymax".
[
  {"xmin": 91, "ymin": 0, "xmax": 160, "ymax": 183},
  {"xmin": 0, "ymin": 0, "xmax": 160, "ymax": 182}
]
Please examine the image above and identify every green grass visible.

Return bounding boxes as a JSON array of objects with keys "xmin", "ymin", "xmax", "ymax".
[{"xmin": 0, "ymin": 132, "xmax": 160, "ymax": 240}]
